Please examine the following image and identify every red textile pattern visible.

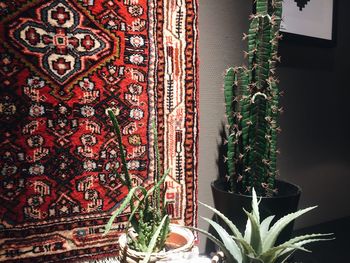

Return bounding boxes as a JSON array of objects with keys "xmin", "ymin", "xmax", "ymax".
[{"xmin": 0, "ymin": 0, "xmax": 199, "ymax": 262}]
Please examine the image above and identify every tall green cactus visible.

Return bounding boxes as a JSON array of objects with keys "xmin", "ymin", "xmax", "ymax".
[{"xmin": 224, "ymin": 0, "xmax": 283, "ymax": 196}]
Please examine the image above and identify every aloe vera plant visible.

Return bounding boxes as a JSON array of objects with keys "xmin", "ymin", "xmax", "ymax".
[
  {"xmin": 224, "ymin": 0, "xmax": 284, "ymax": 196},
  {"xmin": 103, "ymin": 109, "xmax": 170, "ymax": 259},
  {"xmin": 193, "ymin": 189, "xmax": 334, "ymax": 263}
]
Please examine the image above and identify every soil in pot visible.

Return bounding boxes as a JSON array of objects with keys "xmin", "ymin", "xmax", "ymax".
[
  {"xmin": 118, "ymin": 224, "xmax": 195, "ymax": 262},
  {"xmin": 165, "ymin": 232, "xmax": 188, "ymax": 250}
]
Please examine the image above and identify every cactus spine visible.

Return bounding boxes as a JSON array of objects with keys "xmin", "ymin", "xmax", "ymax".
[{"xmin": 224, "ymin": 0, "xmax": 283, "ymax": 196}]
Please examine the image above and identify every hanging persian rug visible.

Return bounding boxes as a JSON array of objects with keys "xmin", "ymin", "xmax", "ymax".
[{"xmin": 0, "ymin": 0, "xmax": 199, "ymax": 262}]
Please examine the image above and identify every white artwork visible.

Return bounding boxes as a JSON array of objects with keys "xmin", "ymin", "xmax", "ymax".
[{"xmin": 280, "ymin": 0, "xmax": 334, "ymax": 41}]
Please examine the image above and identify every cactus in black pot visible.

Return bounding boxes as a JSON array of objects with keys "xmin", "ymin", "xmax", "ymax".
[{"xmin": 224, "ymin": 0, "xmax": 283, "ymax": 196}]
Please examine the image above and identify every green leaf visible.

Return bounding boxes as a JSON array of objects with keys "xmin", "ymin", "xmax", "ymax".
[
  {"xmin": 289, "ymin": 237, "xmax": 334, "ymax": 251},
  {"xmin": 186, "ymin": 226, "xmax": 236, "ymax": 263},
  {"xmin": 278, "ymin": 233, "xmax": 335, "ymax": 257},
  {"xmin": 224, "ymin": 67, "xmax": 235, "ymax": 126},
  {"xmin": 251, "ymin": 188, "xmax": 260, "ymax": 223},
  {"xmin": 130, "ymin": 217, "xmax": 139, "ymax": 235},
  {"xmin": 152, "ymin": 119, "xmax": 162, "ymax": 212},
  {"xmin": 262, "ymin": 206, "xmax": 317, "ymax": 252},
  {"xmin": 256, "ymin": 0, "xmax": 268, "ymax": 15},
  {"xmin": 201, "ymin": 217, "xmax": 243, "ymax": 263},
  {"xmin": 103, "ymin": 186, "xmax": 147, "ymax": 235},
  {"xmin": 246, "ymin": 254, "xmax": 264, "ymax": 263},
  {"xmin": 283, "ymin": 233, "xmax": 334, "ymax": 247},
  {"xmin": 243, "ymin": 208, "xmax": 262, "ymax": 254},
  {"xmin": 126, "ymin": 168, "xmax": 170, "ymax": 228},
  {"xmin": 126, "ymin": 187, "xmax": 150, "ymax": 226},
  {"xmin": 254, "ymin": 16, "xmax": 273, "ymax": 90},
  {"xmin": 260, "ymin": 234, "xmax": 334, "ymax": 263},
  {"xmin": 243, "ymin": 218, "xmax": 251, "ymax": 243},
  {"xmin": 161, "ymin": 184, "xmax": 168, "ymax": 214},
  {"xmin": 260, "ymin": 215, "xmax": 275, "ymax": 240},
  {"xmin": 144, "ymin": 168, "xmax": 170, "ymax": 203},
  {"xmin": 259, "ymin": 243, "xmax": 308, "ymax": 263},
  {"xmin": 141, "ymin": 215, "xmax": 169, "ymax": 263},
  {"xmin": 160, "ymin": 215, "xmax": 170, "ymax": 246},
  {"xmin": 230, "ymin": 235, "xmax": 257, "ymax": 257},
  {"xmin": 279, "ymin": 250, "xmax": 297, "ymax": 263},
  {"xmin": 224, "ymin": 67, "xmax": 236, "ymax": 182}
]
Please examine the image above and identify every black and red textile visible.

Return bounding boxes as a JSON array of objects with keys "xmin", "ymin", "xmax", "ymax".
[{"xmin": 0, "ymin": 0, "xmax": 199, "ymax": 261}]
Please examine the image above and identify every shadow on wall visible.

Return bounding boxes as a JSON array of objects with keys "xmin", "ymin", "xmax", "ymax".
[{"xmin": 216, "ymin": 123, "xmax": 228, "ymax": 183}]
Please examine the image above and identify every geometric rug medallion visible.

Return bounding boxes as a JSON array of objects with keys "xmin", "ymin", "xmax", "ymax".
[{"xmin": 0, "ymin": 0, "xmax": 199, "ymax": 261}]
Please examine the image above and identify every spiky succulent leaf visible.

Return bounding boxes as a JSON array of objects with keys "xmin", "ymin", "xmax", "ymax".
[
  {"xmin": 248, "ymin": 17, "xmax": 258, "ymax": 70},
  {"xmin": 104, "ymin": 186, "xmax": 148, "ymax": 234},
  {"xmin": 201, "ymin": 217, "xmax": 243, "ymax": 263},
  {"xmin": 255, "ymin": 15, "xmax": 273, "ymax": 90},
  {"xmin": 158, "ymin": 215, "xmax": 170, "ymax": 250},
  {"xmin": 224, "ymin": 67, "xmax": 236, "ymax": 186},
  {"xmin": 259, "ymin": 243, "xmax": 309, "ymax": 263},
  {"xmin": 256, "ymin": 0, "xmax": 268, "ymax": 15},
  {"xmin": 260, "ymin": 215, "xmax": 275, "ymax": 240},
  {"xmin": 199, "ymin": 204, "xmax": 257, "ymax": 257},
  {"xmin": 105, "ymin": 111, "xmax": 171, "ymax": 254},
  {"xmin": 277, "ymin": 233, "xmax": 335, "ymax": 258},
  {"xmin": 224, "ymin": 67, "xmax": 251, "ymax": 192},
  {"xmin": 187, "ymin": 226, "xmax": 236, "ymax": 263},
  {"xmin": 273, "ymin": 0, "xmax": 283, "ymax": 21},
  {"xmin": 142, "ymin": 168, "xmax": 170, "ymax": 204},
  {"xmin": 224, "ymin": 0, "xmax": 284, "ymax": 195},
  {"xmin": 141, "ymin": 215, "xmax": 169, "ymax": 263},
  {"xmin": 237, "ymin": 69, "xmax": 251, "ymax": 150},
  {"xmin": 262, "ymin": 206, "xmax": 317, "ymax": 251},
  {"xmin": 124, "ymin": 169, "xmax": 170, "ymax": 228},
  {"xmin": 265, "ymin": 80, "xmax": 279, "ymax": 189},
  {"xmin": 244, "ymin": 217, "xmax": 251, "ymax": 243},
  {"xmin": 251, "ymin": 188, "xmax": 260, "ymax": 222},
  {"xmin": 259, "ymin": 233, "xmax": 334, "ymax": 263},
  {"xmin": 284, "ymin": 233, "xmax": 334, "ymax": 246},
  {"xmin": 231, "ymin": 235, "xmax": 257, "ymax": 258},
  {"xmin": 196, "ymin": 188, "xmax": 334, "ymax": 263},
  {"xmin": 243, "ymin": 208, "xmax": 262, "ymax": 254},
  {"xmin": 224, "ymin": 68, "xmax": 236, "ymax": 127}
]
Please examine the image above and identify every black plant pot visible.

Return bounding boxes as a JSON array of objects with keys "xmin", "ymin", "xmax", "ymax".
[{"xmin": 211, "ymin": 179, "xmax": 301, "ymax": 245}]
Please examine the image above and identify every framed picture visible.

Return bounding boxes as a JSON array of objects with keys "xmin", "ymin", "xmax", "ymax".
[{"xmin": 280, "ymin": 0, "xmax": 336, "ymax": 46}]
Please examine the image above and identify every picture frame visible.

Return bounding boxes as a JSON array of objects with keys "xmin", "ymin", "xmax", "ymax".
[{"xmin": 280, "ymin": 0, "xmax": 337, "ymax": 47}]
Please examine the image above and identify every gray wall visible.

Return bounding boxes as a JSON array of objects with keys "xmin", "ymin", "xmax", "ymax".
[
  {"xmin": 198, "ymin": 0, "xmax": 350, "ymax": 252},
  {"xmin": 198, "ymin": 0, "xmax": 251, "ymax": 252},
  {"xmin": 277, "ymin": 0, "xmax": 350, "ymax": 227}
]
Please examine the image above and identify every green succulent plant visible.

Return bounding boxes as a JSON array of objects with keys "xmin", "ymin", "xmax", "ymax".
[
  {"xmin": 103, "ymin": 109, "xmax": 170, "ymax": 262},
  {"xmin": 224, "ymin": 0, "xmax": 284, "ymax": 196},
  {"xmin": 192, "ymin": 188, "xmax": 334, "ymax": 263}
]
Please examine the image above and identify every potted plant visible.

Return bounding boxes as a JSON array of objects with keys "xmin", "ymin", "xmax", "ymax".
[
  {"xmin": 103, "ymin": 109, "xmax": 195, "ymax": 263},
  {"xmin": 195, "ymin": 188, "xmax": 334, "ymax": 263},
  {"xmin": 212, "ymin": 0, "xmax": 300, "ymax": 243}
]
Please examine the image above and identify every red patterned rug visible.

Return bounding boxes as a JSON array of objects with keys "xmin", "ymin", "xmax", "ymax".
[{"xmin": 0, "ymin": 0, "xmax": 198, "ymax": 262}]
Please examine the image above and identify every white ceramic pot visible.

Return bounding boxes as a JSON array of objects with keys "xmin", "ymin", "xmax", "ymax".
[{"xmin": 118, "ymin": 224, "xmax": 195, "ymax": 263}]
